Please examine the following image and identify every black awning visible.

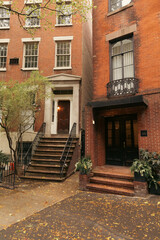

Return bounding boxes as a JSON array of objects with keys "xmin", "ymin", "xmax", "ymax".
[{"xmin": 88, "ymin": 95, "xmax": 148, "ymax": 109}]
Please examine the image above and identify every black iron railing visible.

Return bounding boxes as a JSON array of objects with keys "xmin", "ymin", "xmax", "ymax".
[
  {"xmin": 60, "ymin": 123, "xmax": 76, "ymax": 178},
  {"xmin": 107, "ymin": 78, "xmax": 139, "ymax": 97},
  {"xmin": 23, "ymin": 122, "xmax": 46, "ymax": 175},
  {"xmin": 0, "ymin": 160, "xmax": 15, "ymax": 189}
]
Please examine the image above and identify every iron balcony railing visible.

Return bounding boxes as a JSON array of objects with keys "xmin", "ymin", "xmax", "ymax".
[{"xmin": 106, "ymin": 78, "xmax": 139, "ymax": 98}]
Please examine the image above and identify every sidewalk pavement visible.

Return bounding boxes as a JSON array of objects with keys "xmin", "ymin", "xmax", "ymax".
[
  {"xmin": 0, "ymin": 172, "xmax": 80, "ymax": 231},
  {"xmin": 0, "ymin": 173, "xmax": 160, "ymax": 240}
]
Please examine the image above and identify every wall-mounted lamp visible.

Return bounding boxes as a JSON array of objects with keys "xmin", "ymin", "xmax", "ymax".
[{"xmin": 92, "ymin": 120, "xmax": 95, "ymax": 125}]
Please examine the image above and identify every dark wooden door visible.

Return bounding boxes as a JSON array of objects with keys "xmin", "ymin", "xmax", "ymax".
[
  {"xmin": 57, "ymin": 101, "xmax": 70, "ymax": 134},
  {"xmin": 105, "ymin": 115, "xmax": 138, "ymax": 166}
]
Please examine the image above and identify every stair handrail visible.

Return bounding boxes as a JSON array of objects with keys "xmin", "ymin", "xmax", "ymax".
[
  {"xmin": 23, "ymin": 122, "xmax": 46, "ymax": 175},
  {"xmin": 60, "ymin": 122, "xmax": 76, "ymax": 178}
]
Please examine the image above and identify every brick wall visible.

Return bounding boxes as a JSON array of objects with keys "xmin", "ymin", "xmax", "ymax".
[{"xmin": 92, "ymin": 0, "xmax": 160, "ymax": 100}]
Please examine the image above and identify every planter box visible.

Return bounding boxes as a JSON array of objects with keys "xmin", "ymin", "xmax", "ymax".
[
  {"xmin": 79, "ymin": 174, "xmax": 89, "ymax": 191},
  {"xmin": 149, "ymin": 182, "xmax": 160, "ymax": 195},
  {"xmin": 134, "ymin": 172, "xmax": 146, "ymax": 182}
]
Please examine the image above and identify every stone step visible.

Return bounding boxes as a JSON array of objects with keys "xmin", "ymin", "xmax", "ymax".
[
  {"xmin": 31, "ymin": 158, "xmax": 69, "ymax": 163},
  {"xmin": 35, "ymin": 149, "xmax": 74, "ymax": 153},
  {"xmin": 87, "ymin": 183, "xmax": 134, "ymax": 196},
  {"xmin": 90, "ymin": 176, "xmax": 134, "ymax": 189},
  {"xmin": 26, "ymin": 169, "xmax": 62, "ymax": 174},
  {"xmin": 30, "ymin": 164, "xmax": 61, "ymax": 168},
  {"xmin": 21, "ymin": 175, "xmax": 64, "ymax": 181},
  {"xmin": 92, "ymin": 170, "xmax": 133, "ymax": 181},
  {"xmin": 32, "ymin": 154, "xmax": 72, "ymax": 159}
]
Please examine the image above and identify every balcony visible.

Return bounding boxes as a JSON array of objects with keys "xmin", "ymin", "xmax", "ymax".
[{"xmin": 106, "ymin": 78, "xmax": 139, "ymax": 98}]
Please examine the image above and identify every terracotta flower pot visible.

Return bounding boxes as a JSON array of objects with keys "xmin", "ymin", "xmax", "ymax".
[{"xmin": 79, "ymin": 173, "xmax": 89, "ymax": 191}]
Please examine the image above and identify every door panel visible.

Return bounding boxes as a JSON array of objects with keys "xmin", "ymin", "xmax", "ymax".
[
  {"xmin": 106, "ymin": 115, "xmax": 138, "ymax": 166},
  {"xmin": 57, "ymin": 101, "xmax": 70, "ymax": 134}
]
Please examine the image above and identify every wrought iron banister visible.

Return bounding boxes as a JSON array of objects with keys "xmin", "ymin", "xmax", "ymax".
[
  {"xmin": 107, "ymin": 78, "xmax": 139, "ymax": 97},
  {"xmin": 60, "ymin": 122, "xmax": 76, "ymax": 178},
  {"xmin": 23, "ymin": 122, "xmax": 46, "ymax": 175}
]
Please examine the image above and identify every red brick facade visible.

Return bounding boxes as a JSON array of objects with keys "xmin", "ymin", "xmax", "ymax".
[
  {"xmin": 85, "ymin": 0, "xmax": 160, "ymax": 167},
  {"xmin": 0, "ymin": 1, "xmax": 92, "ymax": 135}
]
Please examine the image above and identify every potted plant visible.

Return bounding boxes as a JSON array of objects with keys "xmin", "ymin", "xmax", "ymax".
[
  {"xmin": 75, "ymin": 156, "xmax": 92, "ymax": 190},
  {"xmin": 148, "ymin": 153, "xmax": 160, "ymax": 195},
  {"xmin": 131, "ymin": 149, "xmax": 153, "ymax": 182},
  {"xmin": 131, "ymin": 149, "xmax": 160, "ymax": 195}
]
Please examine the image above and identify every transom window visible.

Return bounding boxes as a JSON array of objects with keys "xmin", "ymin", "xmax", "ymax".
[
  {"xmin": 56, "ymin": 4, "xmax": 72, "ymax": 25},
  {"xmin": 110, "ymin": 0, "xmax": 131, "ymax": 12},
  {"xmin": 111, "ymin": 38, "xmax": 134, "ymax": 81},
  {"xmin": 0, "ymin": 43, "xmax": 8, "ymax": 69},
  {"xmin": 23, "ymin": 42, "xmax": 39, "ymax": 69},
  {"xmin": 55, "ymin": 41, "xmax": 71, "ymax": 68},
  {"xmin": 0, "ymin": 8, "xmax": 10, "ymax": 29},
  {"xmin": 25, "ymin": 7, "xmax": 40, "ymax": 27}
]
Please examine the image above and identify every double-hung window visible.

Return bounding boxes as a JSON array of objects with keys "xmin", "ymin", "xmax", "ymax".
[
  {"xmin": 0, "ymin": 7, "xmax": 10, "ymax": 29},
  {"xmin": 0, "ymin": 40, "xmax": 9, "ymax": 71},
  {"xmin": 22, "ymin": 38, "xmax": 40, "ymax": 70},
  {"xmin": 25, "ymin": 7, "xmax": 40, "ymax": 27},
  {"xmin": 56, "ymin": 3, "xmax": 72, "ymax": 26},
  {"xmin": 110, "ymin": 0, "xmax": 131, "ymax": 12},
  {"xmin": 111, "ymin": 37, "xmax": 134, "ymax": 81},
  {"xmin": 54, "ymin": 36, "xmax": 73, "ymax": 70}
]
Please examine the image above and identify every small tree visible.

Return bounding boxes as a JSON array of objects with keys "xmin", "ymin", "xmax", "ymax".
[{"xmin": 0, "ymin": 71, "xmax": 51, "ymax": 167}]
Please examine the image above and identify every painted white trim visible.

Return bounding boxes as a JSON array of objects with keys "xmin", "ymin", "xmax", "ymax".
[
  {"xmin": 53, "ymin": 36, "xmax": 73, "ymax": 41},
  {"xmin": 54, "ymin": 67, "xmax": 72, "ymax": 71},
  {"xmin": 55, "ymin": 24, "xmax": 72, "ymax": 27},
  {"xmin": 0, "ymin": 27, "xmax": 10, "ymax": 30},
  {"xmin": 2, "ymin": 1, "xmax": 12, "ymax": 5},
  {"xmin": 0, "ymin": 39, "xmax": 10, "ymax": 43},
  {"xmin": 21, "ymin": 37, "xmax": 41, "ymax": 42},
  {"xmin": 0, "ymin": 68, "xmax": 7, "ymax": 71},
  {"xmin": 24, "ymin": 0, "xmax": 42, "ymax": 4},
  {"xmin": 21, "ymin": 68, "xmax": 39, "ymax": 71}
]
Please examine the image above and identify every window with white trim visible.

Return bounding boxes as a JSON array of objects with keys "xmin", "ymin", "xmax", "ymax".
[
  {"xmin": 25, "ymin": 7, "xmax": 40, "ymax": 27},
  {"xmin": 55, "ymin": 41, "xmax": 71, "ymax": 68},
  {"xmin": 0, "ymin": 7, "xmax": 10, "ymax": 29},
  {"xmin": 0, "ymin": 43, "xmax": 8, "ymax": 69},
  {"xmin": 56, "ymin": 3, "xmax": 72, "ymax": 26},
  {"xmin": 23, "ymin": 42, "xmax": 39, "ymax": 69},
  {"xmin": 111, "ymin": 37, "xmax": 134, "ymax": 81},
  {"xmin": 110, "ymin": 0, "xmax": 131, "ymax": 12}
]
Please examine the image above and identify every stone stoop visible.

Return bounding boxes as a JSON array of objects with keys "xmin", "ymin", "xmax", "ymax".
[
  {"xmin": 86, "ymin": 166, "xmax": 134, "ymax": 196},
  {"xmin": 21, "ymin": 135, "xmax": 78, "ymax": 182}
]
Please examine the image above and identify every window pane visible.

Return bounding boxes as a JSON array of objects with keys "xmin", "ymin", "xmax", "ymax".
[
  {"xmin": 113, "ymin": 55, "xmax": 122, "ymax": 68},
  {"xmin": 126, "ymin": 120, "xmax": 132, "ymax": 147},
  {"xmin": 113, "ymin": 68, "xmax": 122, "ymax": 80},
  {"xmin": 122, "ymin": 0, "xmax": 131, "ymax": 7},
  {"xmin": 0, "ymin": 44, "xmax": 7, "ymax": 68},
  {"xmin": 110, "ymin": 0, "xmax": 121, "ymax": 11},
  {"xmin": 124, "ymin": 65, "xmax": 134, "ymax": 78},
  {"xmin": 123, "ymin": 52, "xmax": 133, "ymax": 66},
  {"xmin": 57, "ymin": 4, "xmax": 72, "ymax": 25},
  {"xmin": 133, "ymin": 120, "xmax": 138, "ymax": 147},
  {"xmin": 24, "ymin": 43, "xmax": 38, "ymax": 68},
  {"xmin": 112, "ymin": 41, "xmax": 121, "ymax": 56},
  {"xmin": 115, "ymin": 121, "xmax": 120, "ymax": 147},
  {"xmin": 122, "ymin": 39, "xmax": 133, "ymax": 52},
  {"xmin": 108, "ymin": 121, "xmax": 112, "ymax": 146},
  {"xmin": 56, "ymin": 41, "xmax": 71, "ymax": 67}
]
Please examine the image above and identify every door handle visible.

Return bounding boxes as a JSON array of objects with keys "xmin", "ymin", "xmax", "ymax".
[{"xmin": 123, "ymin": 141, "xmax": 126, "ymax": 148}]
